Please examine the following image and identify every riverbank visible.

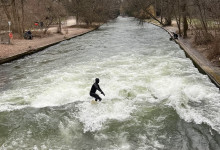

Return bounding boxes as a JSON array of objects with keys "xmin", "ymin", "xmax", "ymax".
[
  {"xmin": 0, "ymin": 18, "xmax": 96, "ymax": 65},
  {"xmin": 1, "ymin": 17, "xmax": 219, "ymax": 150},
  {"xmin": 148, "ymin": 21, "xmax": 220, "ymax": 88}
]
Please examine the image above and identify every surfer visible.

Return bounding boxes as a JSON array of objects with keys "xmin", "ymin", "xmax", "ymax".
[{"xmin": 90, "ymin": 78, "xmax": 105, "ymax": 101}]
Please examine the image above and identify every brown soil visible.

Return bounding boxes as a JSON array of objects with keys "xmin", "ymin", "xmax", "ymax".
[
  {"xmin": 147, "ymin": 19, "xmax": 220, "ymax": 87},
  {"xmin": 165, "ymin": 21, "xmax": 220, "ymax": 67},
  {"xmin": 163, "ymin": 21, "xmax": 220, "ymax": 87},
  {"xmin": 0, "ymin": 18, "xmax": 94, "ymax": 61}
]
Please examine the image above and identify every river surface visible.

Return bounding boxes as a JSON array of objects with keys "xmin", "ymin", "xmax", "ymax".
[{"xmin": 0, "ymin": 17, "xmax": 220, "ymax": 150}]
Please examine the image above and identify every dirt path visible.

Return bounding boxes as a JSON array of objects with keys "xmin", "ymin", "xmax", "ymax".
[
  {"xmin": 0, "ymin": 17, "xmax": 94, "ymax": 64},
  {"xmin": 162, "ymin": 22, "xmax": 220, "ymax": 88}
]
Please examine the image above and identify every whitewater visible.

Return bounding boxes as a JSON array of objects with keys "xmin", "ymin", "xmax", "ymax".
[{"xmin": 0, "ymin": 17, "xmax": 220, "ymax": 150}]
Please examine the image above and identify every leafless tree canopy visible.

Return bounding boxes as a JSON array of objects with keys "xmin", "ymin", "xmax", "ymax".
[
  {"xmin": 0, "ymin": 0, "xmax": 66, "ymax": 35},
  {"xmin": 62, "ymin": 0, "xmax": 121, "ymax": 26},
  {"xmin": 0, "ymin": 0, "xmax": 121, "ymax": 35},
  {"xmin": 0, "ymin": 0, "xmax": 219, "ymax": 60},
  {"xmin": 122, "ymin": 0, "xmax": 220, "ymax": 60}
]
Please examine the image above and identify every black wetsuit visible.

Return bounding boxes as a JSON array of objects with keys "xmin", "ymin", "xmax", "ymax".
[{"xmin": 90, "ymin": 83, "xmax": 103, "ymax": 101}]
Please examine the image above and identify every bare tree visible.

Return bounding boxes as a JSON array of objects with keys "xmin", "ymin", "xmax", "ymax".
[
  {"xmin": 122, "ymin": 0, "xmax": 163, "ymax": 25},
  {"xmin": 63, "ymin": 0, "xmax": 120, "ymax": 26},
  {"xmin": 182, "ymin": 0, "xmax": 188, "ymax": 38},
  {"xmin": 0, "ymin": 0, "xmax": 22, "ymax": 35}
]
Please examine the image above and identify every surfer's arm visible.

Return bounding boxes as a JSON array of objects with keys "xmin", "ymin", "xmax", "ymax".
[
  {"xmin": 100, "ymin": 90, "xmax": 105, "ymax": 96},
  {"xmin": 96, "ymin": 84, "xmax": 105, "ymax": 96}
]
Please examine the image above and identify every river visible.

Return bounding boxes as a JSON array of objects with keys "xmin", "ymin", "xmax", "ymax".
[{"xmin": 0, "ymin": 17, "xmax": 220, "ymax": 150}]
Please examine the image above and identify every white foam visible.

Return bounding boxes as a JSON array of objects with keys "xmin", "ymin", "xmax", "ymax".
[
  {"xmin": 165, "ymin": 83, "xmax": 220, "ymax": 133},
  {"xmin": 144, "ymin": 66, "xmax": 220, "ymax": 133},
  {"xmin": 76, "ymin": 99, "xmax": 136, "ymax": 132},
  {"xmin": 0, "ymin": 103, "xmax": 28, "ymax": 112},
  {"xmin": 1, "ymin": 47, "xmax": 220, "ymax": 136}
]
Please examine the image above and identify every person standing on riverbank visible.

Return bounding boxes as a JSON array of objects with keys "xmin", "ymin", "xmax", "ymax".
[{"xmin": 90, "ymin": 78, "xmax": 105, "ymax": 101}]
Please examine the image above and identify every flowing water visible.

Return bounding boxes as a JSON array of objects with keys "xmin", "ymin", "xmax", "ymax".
[{"xmin": 0, "ymin": 17, "xmax": 220, "ymax": 150}]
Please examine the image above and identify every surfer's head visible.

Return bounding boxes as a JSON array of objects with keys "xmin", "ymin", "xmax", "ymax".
[{"xmin": 95, "ymin": 78, "xmax": 99, "ymax": 83}]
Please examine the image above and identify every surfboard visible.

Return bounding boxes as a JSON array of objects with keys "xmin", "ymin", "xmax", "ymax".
[{"xmin": 91, "ymin": 100, "xmax": 98, "ymax": 104}]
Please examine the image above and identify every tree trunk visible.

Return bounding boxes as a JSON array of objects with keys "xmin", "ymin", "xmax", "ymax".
[
  {"xmin": 165, "ymin": 16, "xmax": 172, "ymax": 26},
  {"xmin": 57, "ymin": 17, "xmax": 62, "ymax": 33},
  {"xmin": 165, "ymin": 0, "xmax": 172, "ymax": 26},
  {"xmin": 11, "ymin": 0, "xmax": 22, "ymax": 35},
  {"xmin": 21, "ymin": 0, "xmax": 24, "ymax": 34},
  {"xmin": 182, "ymin": 1, "xmax": 188, "ymax": 38},
  {"xmin": 174, "ymin": 0, "xmax": 182, "ymax": 36},
  {"xmin": 57, "ymin": 0, "xmax": 62, "ymax": 33},
  {"xmin": 76, "ymin": 0, "xmax": 79, "ymax": 25},
  {"xmin": 183, "ymin": 16, "xmax": 188, "ymax": 38},
  {"xmin": 76, "ymin": 12, "xmax": 79, "ymax": 25},
  {"xmin": 1, "ymin": 0, "xmax": 12, "ymax": 21},
  {"xmin": 194, "ymin": 0, "xmax": 208, "ymax": 33},
  {"xmin": 160, "ymin": 0, "xmax": 163, "ymax": 24}
]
